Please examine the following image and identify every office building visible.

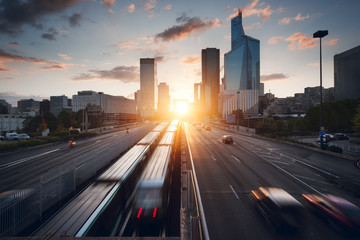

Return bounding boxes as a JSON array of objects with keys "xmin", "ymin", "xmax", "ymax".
[
  {"xmin": 17, "ymin": 99, "xmax": 40, "ymax": 114},
  {"xmin": 221, "ymin": 9, "xmax": 260, "ymax": 118},
  {"xmin": 201, "ymin": 48, "xmax": 220, "ymax": 114},
  {"xmin": 40, "ymin": 99, "xmax": 50, "ymax": 115},
  {"xmin": 50, "ymin": 95, "xmax": 69, "ymax": 116},
  {"xmin": 158, "ymin": 82, "xmax": 170, "ymax": 114},
  {"xmin": 334, "ymin": 45, "xmax": 360, "ymax": 100},
  {"xmin": 140, "ymin": 58, "xmax": 158, "ymax": 118}
]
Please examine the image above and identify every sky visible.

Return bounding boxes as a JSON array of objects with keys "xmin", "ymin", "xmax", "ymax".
[{"xmin": 0, "ymin": 0, "xmax": 359, "ymax": 107}]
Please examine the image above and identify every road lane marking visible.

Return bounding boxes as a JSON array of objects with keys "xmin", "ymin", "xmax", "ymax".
[
  {"xmin": 96, "ymin": 140, "xmax": 102, "ymax": 143},
  {"xmin": 0, "ymin": 148, "xmax": 60, "ymax": 170},
  {"xmin": 229, "ymin": 185, "xmax": 239, "ymax": 199},
  {"xmin": 293, "ymin": 174, "xmax": 332, "ymax": 185},
  {"xmin": 269, "ymin": 160, "xmax": 290, "ymax": 165},
  {"xmin": 232, "ymin": 155, "xmax": 241, "ymax": 163},
  {"xmin": 211, "ymin": 155, "xmax": 217, "ymax": 161}
]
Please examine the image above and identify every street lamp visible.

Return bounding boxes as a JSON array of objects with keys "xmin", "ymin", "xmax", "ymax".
[
  {"xmin": 237, "ymin": 91, "xmax": 240, "ymax": 131},
  {"xmin": 313, "ymin": 30, "xmax": 328, "ymax": 149}
]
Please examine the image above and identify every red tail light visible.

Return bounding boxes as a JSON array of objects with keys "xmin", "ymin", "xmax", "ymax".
[
  {"xmin": 137, "ymin": 207, "xmax": 143, "ymax": 218},
  {"xmin": 153, "ymin": 207, "xmax": 157, "ymax": 218}
]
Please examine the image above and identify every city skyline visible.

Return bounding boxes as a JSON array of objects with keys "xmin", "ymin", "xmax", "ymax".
[{"xmin": 1, "ymin": 0, "xmax": 359, "ymax": 107}]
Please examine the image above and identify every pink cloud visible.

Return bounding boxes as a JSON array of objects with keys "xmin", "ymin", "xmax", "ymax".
[
  {"xmin": 267, "ymin": 36, "xmax": 284, "ymax": 45},
  {"xmin": 308, "ymin": 62, "xmax": 319, "ymax": 67},
  {"xmin": 294, "ymin": 13, "xmax": 310, "ymax": 21},
  {"xmin": 228, "ymin": 0, "xmax": 274, "ymax": 22},
  {"xmin": 244, "ymin": 22, "xmax": 261, "ymax": 30},
  {"xmin": 324, "ymin": 38, "xmax": 339, "ymax": 46},
  {"xmin": 164, "ymin": 4, "xmax": 172, "ymax": 10},
  {"xmin": 278, "ymin": 17, "xmax": 291, "ymax": 25},
  {"xmin": 8, "ymin": 42, "xmax": 19, "ymax": 47},
  {"xmin": 279, "ymin": 13, "xmax": 310, "ymax": 25},
  {"xmin": 101, "ymin": 0, "xmax": 116, "ymax": 13},
  {"xmin": 285, "ymin": 33, "xmax": 316, "ymax": 50},
  {"xmin": 181, "ymin": 56, "xmax": 201, "ymax": 65},
  {"xmin": 145, "ymin": 0, "xmax": 156, "ymax": 12},
  {"xmin": 127, "ymin": 4, "xmax": 135, "ymax": 13}
]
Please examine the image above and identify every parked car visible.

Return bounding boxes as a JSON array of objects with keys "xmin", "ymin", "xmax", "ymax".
[
  {"xmin": 302, "ymin": 193, "xmax": 360, "ymax": 234},
  {"xmin": 18, "ymin": 133, "xmax": 30, "ymax": 140},
  {"xmin": 0, "ymin": 135, "xmax": 5, "ymax": 141},
  {"xmin": 222, "ymin": 135, "xmax": 233, "ymax": 144},
  {"xmin": 251, "ymin": 187, "xmax": 303, "ymax": 231},
  {"xmin": 5, "ymin": 132, "xmax": 18, "ymax": 140},
  {"xmin": 334, "ymin": 133, "xmax": 349, "ymax": 141}
]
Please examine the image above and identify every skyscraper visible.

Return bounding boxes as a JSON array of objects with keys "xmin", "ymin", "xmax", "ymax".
[
  {"xmin": 201, "ymin": 48, "xmax": 220, "ymax": 114},
  {"xmin": 158, "ymin": 82, "xmax": 170, "ymax": 114},
  {"xmin": 140, "ymin": 58, "xmax": 158, "ymax": 118}
]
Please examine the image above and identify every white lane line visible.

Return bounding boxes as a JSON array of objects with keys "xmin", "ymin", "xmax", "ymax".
[
  {"xmin": 293, "ymin": 174, "xmax": 333, "ymax": 185},
  {"xmin": 0, "ymin": 148, "xmax": 60, "ymax": 170},
  {"xmin": 211, "ymin": 155, "xmax": 217, "ymax": 161},
  {"xmin": 229, "ymin": 185, "xmax": 240, "ymax": 199},
  {"xmin": 232, "ymin": 155, "xmax": 241, "ymax": 163},
  {"xmin": 96, "ymin": 140, "xmax": 102, "ymax": 143},
  {"xmin": 273, "ymin": 150, "xmax": 340, "ymax": 179},
  {"xmin": 269, "ymin": 160, "xmax": 290, "ymax": 165}
]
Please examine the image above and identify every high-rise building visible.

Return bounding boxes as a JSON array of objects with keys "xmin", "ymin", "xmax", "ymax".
[
  {"xmin": 17, "ymin": 99, "xmax": 40, "ymax": 114},
  {"xmin": 201, "ymin": 48, "xmax": 220, "ymax": 114},
  {"xmin": 193, "ymin": 83, "xmax": 201, "ymax": 107},
  {"xmin": 40, "ymin": 99, "xmax": 50, "ymax": 115},
  {"xmin": 140, "ymin": 58, "xmax": 158, "ymax": 118},
  {"xmin": 50, "ymin": 95, "xmax": 69, "ymax": 116},
  {"xmin": 158, "ymin": 82, "xmax": 170, "ymax": 113},
  {"xmin": 221, "ymin": 9, "xmax": 260, "ymax": 118},
  {"xmin": 334, "ymin": 45, "xmax": 360, "ymax": 100}
]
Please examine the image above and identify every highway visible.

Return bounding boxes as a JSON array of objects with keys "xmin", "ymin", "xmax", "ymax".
[
  {"xmin": 185, "ymin": 123, "xmax": 360, "ymax": 240},
  {"xmin": 0, "ymin": 124, "xmax": 153, "ymax": 194}
]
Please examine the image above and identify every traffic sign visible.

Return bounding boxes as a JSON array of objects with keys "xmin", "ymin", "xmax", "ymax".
[{"xmin": 320, "ymin": 130, "xmax": 325, "ymax": 136}]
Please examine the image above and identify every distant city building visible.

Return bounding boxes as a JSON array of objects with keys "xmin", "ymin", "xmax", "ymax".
[
  {"xmin": 201, "ymin": 48, "xmax": 220, "ymax": 114},
  {"xmin": 40, "ymin": 99, "xmax": 50, "ymax": 115},
  {"xmin": 193, "ymin": 83, "xmax": 201, "ymax": 109},
  {"xmin": 158, "ymin": 82, "xmax": 170, "ymax": 114},
  {"xmin": 0, "ymin": 99, "xmax": 11, "ymax": 114},
  {"xmin": 17, "ymin": 98, "xmax": 40, "ymax": 114},
  {"xmin": 334, "ymin": 45, "xmax": 360, "ymax": 100},
  {"xmin": 135, "ymin": 90, "xmax": 141, "ymax": 115},
  {"xmin": 72, "ymin": 91, "xmax": 137, "ymax": 125},
  {"xmin": 220, "ymin": 9, "xmax": 261, "ymax": 119},
  {"xmin": 50, "ymin": 95, "xmax": 69, "ymax": 116},
  {"xmin": 140, "ymin": 58, "xmax": 158, "ymax": 118},
  {"xmin": 262, "ymin": 87, "xmax": 334, "ymax": 117},
  {"xmin": 0, "ymin": 114, "xmax": 32, "ymax": 133}
]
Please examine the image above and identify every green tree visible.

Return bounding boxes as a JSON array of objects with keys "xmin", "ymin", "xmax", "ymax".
[
  {"xmin": 352, "ymin": 103, "xmax": 360, "ymax": 133},
  {"xmin": 57, "ymin": 111, "xmax": 72, "ymax": 128},
  {"xmin": 23, "ymin": 115, "xmax": 42, "ymax": 132},
  {"xmin": 39, "ymin": 116, "xmax": 48, "ymax": 133},
  {"xmin": 43, "ymin": 112, "xmax": 57, "ymax": 131}
]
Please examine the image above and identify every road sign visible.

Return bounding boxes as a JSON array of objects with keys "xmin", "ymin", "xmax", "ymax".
[{"xmin": 320, "ymin": 130, "xmax": 325, "ymax": 136}]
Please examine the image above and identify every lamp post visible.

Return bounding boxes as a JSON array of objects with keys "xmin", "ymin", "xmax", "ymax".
[
  {"xmin": 237, "ymin": 91, "xmax": 240, "ymax": 131},
  {"xmin": 313, "ymin": 30, "xmax": 328, "ymax": 149}
]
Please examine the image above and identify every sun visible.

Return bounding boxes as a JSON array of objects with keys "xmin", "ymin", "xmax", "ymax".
[{"xmin": 175, "ymin": 101, "xmax": 189, "ymax": 115}]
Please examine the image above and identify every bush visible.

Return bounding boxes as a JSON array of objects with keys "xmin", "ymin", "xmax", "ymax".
[{"xmin": 329, "ymin": 145, "xmax": 343, "ymax": 153}]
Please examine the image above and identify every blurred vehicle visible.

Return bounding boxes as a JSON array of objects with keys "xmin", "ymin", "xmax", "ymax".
[
  {"xmin": 334, "ymin": 133, "xmax": 349, "ymax": 141},
  {"xmin": 205, "ymin": 125, "xmax": 211, "ymax": 131},
  {"xmin": 201, "ymin": 124, "xmax": 205, "ymax": 129},
  {"xmin": 251, "ymin": 187, "xmax": 303, "ymax": 231},
  {"xmin": 317, "ymin": 134, "xmax": 334, "ymax": 143},
  {"xmin": 18, "ymin": 133, "xmax": 30, "ymax": 140},
  {"xmin": 5, "ymin": 132, "xmax": 18, "ymax": 140},
  {"xmin": 0, "ymin": 135, "xmax": 5, "ymax": 141},
  {"xmin": 68, "ymin": 139, "xmax": 76, "ymax": 147},
  {"xmin": 302, "ymin": 193, "xmax": 360, "ymax": 233},
  {"xmin": 222, "ymin": 135, "xmax": 233, "ymax": 144}
]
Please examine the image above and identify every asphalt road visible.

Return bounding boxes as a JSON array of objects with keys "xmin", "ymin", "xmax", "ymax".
[
  {"xmin": 185, "ymin": 123, "xmax": 360, "ymax": 240},
  {"xmin": 0, "ymin": 124, "xmax": 153, "ymax": 194}
]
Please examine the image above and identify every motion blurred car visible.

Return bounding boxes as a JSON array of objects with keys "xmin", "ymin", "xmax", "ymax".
[
  {"xmin": 334, "ymin": 133, "xmax": 349, "ymax": 141},
  {"xmin": 302, "ymin": 193, "xmax": 360, "ymax": 233},
  {"xmin": 196, "ymin": 126, "xmax": 201, "ymax": 131},
  {"xmin": 222, "ymin": 135, "xmax": 233, "ymax": 144},
  {"xmin": 18, "ymin": 133, "xmax": 30, "ymax": 140},
  {"xmin": 205, "ymin": 126, "xmax": 211, "ymax": 131},
  {"xmin": 251, "ymin": 187, "xmax": 303, "ymax": 231}
]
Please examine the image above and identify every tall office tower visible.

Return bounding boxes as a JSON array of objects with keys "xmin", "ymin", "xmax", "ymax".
[
  {"xmin": 224, "ymin": 9, "xmax": 260, "ymax": 91},
  {"xmin": 140, "ymin": 58, "xmax": 158, "ymax": 118},
  {"xmin": 201, "ymin": 48, "xmax": 220, "ymax": 114},
  {"xmin": 334, "ymin": 45, "xmax": 360, "ymax": 100},
  {"xmin": 50, "ymin": 95, "xmax": 69, "ymax": 116},
  {"xmin": 193, "ymin": 83, "xmax": 201, "ymax": 107},
  {"xmin": 158, "ymin": 82, "xmax": 170, "ymax": 114}
]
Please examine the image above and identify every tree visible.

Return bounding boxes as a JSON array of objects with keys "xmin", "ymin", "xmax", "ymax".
[
  {"xmin": 39, "ymin": 116, "xmax": 48, "ymax": 133},
  {"xmin": 57, "ymin": 111, "xmax": 72, "ymax": 128},
  {"xmin": 352, "ymin": 103, "xmax": 360, "ymax": 133},
  {"xmin": 43, "ymin": 112, "xmax": 57, "ymax": 132}
]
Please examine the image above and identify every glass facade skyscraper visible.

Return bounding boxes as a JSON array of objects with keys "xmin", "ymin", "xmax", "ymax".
[
  {"xmin": 224, "ymin": 10, "xmax": 260, "ymax": 91},
  {"xmin": 140, "ymin": 58, "xmax": 158, "ymax": 118}
]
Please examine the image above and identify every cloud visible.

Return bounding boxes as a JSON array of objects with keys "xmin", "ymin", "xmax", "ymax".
[
  {"xmin": 117, "ymin": 37, "xmax": 156, "ymax": 51},
  {"xmin": 101, "ymin": 0, "xmax": 116, "ymax": 13},
  {"xmin": 0, "ymin": 48, "xmax": 75, "ymax": 71},
  {"xmin": 267, "ymin": 36, "xmax": 284, "ymax": 45},
  {"xmin": 41, "ymin": 28, "xmax": 59, "ymax": 41},
  {"xmin": 260, "ymin": 73, "xmax": 289, "ymax": 81},
  {"xmin": 68, "ymin": 13, "xmax": 82, "ymax": 27},
  {"xmin": 72, "ymin": 66, "xmax": 139, "ymax": 82},
  {"xmin": 8, "ymin": 42, "xmax": 19, "ymax": 47},
  {"xmin": 181, "ymin": 56, "xmax": 201, "ymax": 65},
  {"xmin": 164, "ymin": 4, "xmax": 172, "ymax": 10},
  {"xmin": 244, "ymin": 22, "xmax": 261, "ymax": 30},
  {"xmin": 145, "ymin": 0, "xmax": 156, "ymax": 12},
  {"xmin": 127, "ymin": 4, "xmax": 135, "ymax": 13},
  {"xmin": 223, "ymin": 5, "xmax": 230, "ymax": 12},
  {"xmin": 0, "ymin": 92, "xmax": 47, "ymax": 106},
  {"xmin": 285, "ymin": 32, "xmax": 316, "ymax": 50},
  {"xmin": 228, "ymin": 0, "xmax": 273, "ymax": 22},
  {"xmin": 279, "ymin": 13, "xmax": 310, "ymax": 25},
  {"xmin": 0, "ymin": 0, "xmax": 83, "ymax": 35},
  {"xmin": 324, "ymin": 38, "xmax": 339, "ymax": 46},
  {"xmin": 58, "ymin": 53, "xmax": 72, "ymax": 60},
  {"xmin": 155, "ymin": 15, "xmax": 222, "ymax": 42},
  {"xmin": 308, "ymin": 62, "xmax": 319, "ymax": 67}
]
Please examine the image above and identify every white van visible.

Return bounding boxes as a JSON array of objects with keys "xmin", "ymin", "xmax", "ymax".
[{"xmin": 6, "ymin": 133, "xmax": 18, "ymax": 140}]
